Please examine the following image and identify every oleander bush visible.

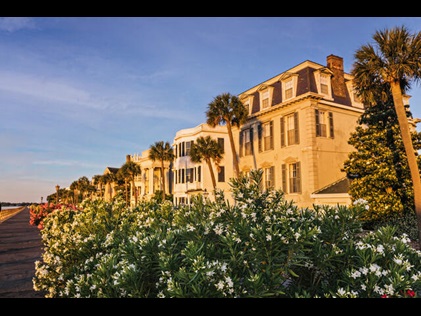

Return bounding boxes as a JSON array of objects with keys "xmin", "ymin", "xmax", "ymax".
[
  {"xmin": 33, "ymin": 170, "xmax": 421, "ymax": 298},
  {"xmin": 29, "ymin": 202, "xmax": 80, "ymax": 230}
]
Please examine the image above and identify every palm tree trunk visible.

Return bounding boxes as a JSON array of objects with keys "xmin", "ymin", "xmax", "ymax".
[
  {"xmin": 391, "ymin": 82, "xmax": 421, "ymax": 247},
  {"xmin": 132, "ymin": 179, "xmax": 137, "ymax": 206},
  {"xmin": 226, "ymin": 120, "xmax": 240, "ymax": 178},
  {"xmin": 206, "ymin": 158, "xmax": 217, "ymax": 189},
  {"xmin": 161, "ymin": 161, "xmax": 166, "ymax": 201},
  {"xmin": 125, "ymin": 180, "xmax": 129, "ymax": 206}
]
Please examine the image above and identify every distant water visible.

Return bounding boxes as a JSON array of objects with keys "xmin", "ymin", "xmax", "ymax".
[{"xmin": 1, "ymin": 206, "xmax": 23, "ymax": 210}]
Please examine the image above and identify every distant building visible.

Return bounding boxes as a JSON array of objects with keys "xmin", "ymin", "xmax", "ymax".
[{"xmin": 172, "ymin": 123, "xmax": 232, "ymax": 205}]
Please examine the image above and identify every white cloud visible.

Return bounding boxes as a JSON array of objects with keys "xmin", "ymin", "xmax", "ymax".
[
  {"xmin": 32, "ymin": 159, "xmax": 103, "ymax": 169},
  {"xmin": 0, "ymin": 70, "xmax": 108, "ymax": 110},
  {"xmin": 0, "ymin": 17, "xmax": 35, "ymax": 32}
]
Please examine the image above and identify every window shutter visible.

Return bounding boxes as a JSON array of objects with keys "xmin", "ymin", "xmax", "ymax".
[
  {"xmin": 258, "ymin": 124, "xmax": 262, "ymax": 152},
  {"xmin": 294, "ymin": 112, "xmax": 300, "ymax": 144},
  {"xmin": 250, "ymin": 128, "xmax": 254, "ymax": 154},
  {"xmin": 315, "ymin": 109, "xmax": 320, "ymax": 136},
  {"xmin": 239, "ymin": 131, "xmax": 243, "ymax": 157},
  {"xmin": 281, "ymin": 164, "xmax": 287, "ymax": 193},
  {"xmin": 270, "ymin": 166, "xmax": 275, "ymax": 188},
  {"xmin": 296, "ymin": 162, "xmax": 301, "ymax": 193},
  {"xmin": 269, "ymin": 121, "xmax": 274, "ymax": 150},
  {"xmin": 329, "ymin": 112, "xmax": 334, "ymax": 138},
  {"xmin": 280, "ymin": 117, "xmax": 285, "ymax": 147}
]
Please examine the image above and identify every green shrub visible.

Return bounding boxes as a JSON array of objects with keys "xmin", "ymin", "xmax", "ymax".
[{"xmin": 33, "ymin": 170, "xmax": 421, "ymax": 298}]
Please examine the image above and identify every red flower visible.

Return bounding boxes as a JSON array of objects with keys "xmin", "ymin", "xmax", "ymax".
[
  {"xmin": 381, "ymin": 294, "xmax": 388, "ymax": 298},
  {"xmin": 406, "ymin": 289, "xmax": 415, "ymax": 298}
]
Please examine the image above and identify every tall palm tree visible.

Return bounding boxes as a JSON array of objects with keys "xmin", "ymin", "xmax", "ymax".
[
  {"xmin": 119, "ymin": 160, "xmax": 142, "ymax": 206},
  {"xmin": 352, "ymin": 25, "xmax": 421, "ymax": 246},
  {"xmin": 70, "ymin": 180, "xmax": 79, "ymax": 204},
  {"xmin": 92, "ymin": 174, "xmax": 104, "ymax": 199},
  {"xmin": 77, "ymin": 176, "xmax": 91, "ymax": 201},
  {"xmin": 149, "ymin": 141, "xmax": 175, "ymax": 201},
  {"xmin": 102, "ymin": 172, "xmax": 116, "ymax": 201},
  {"xmin": 206, "ymin": 92, "xmax": 248, "ymax": 178},
  {"xmin": 189, "ymin": 135, "xmax": 223, "ymax": 190}
]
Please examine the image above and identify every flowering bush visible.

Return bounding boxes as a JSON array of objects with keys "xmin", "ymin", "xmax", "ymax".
[
  {"xmin": 33, "ymin": 170, "xmax": 421, "ymax": 298},
  {"xmin": 29, "ymin": 203, "xmax": 79, "ymax": 230}
]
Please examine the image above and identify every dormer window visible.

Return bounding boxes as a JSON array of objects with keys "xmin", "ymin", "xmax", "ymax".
[
  {"xmin": 241, "ymin": 95, "xmax": 254, "ymax": 115},
  {"xmin": 320, "ymin": 74, "xmax": 329, "ymax": 94},
  {"xmin": 262, "ymin": 91, "xmax": 269, "ymax": 109},
  {"xmin": 315, "ymin": 69, "xmax": 333, "ymax": 100},
  {"xmin": 243, "ymin": 100, "xmax": 250, "ymax": 115},
  {"xmin": 258, "ymin": 87, "xmax": 273, "ymax": 111},
  {"xmin": 280, "ymin": 73, "xmax": 298, "ymax": 101},
  {"xmin": 285, "ymin": 79, "xmax": 293, "ymax": 99}
]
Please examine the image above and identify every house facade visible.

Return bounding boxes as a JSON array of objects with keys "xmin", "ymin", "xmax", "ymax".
[
  {"xmin": 172, "ymin": 123, "xmax": 232, "ymax": 205},
  {"xmin": 130, "ymin": 149, "xmax": 173, "ymax": 203},
  {"xmin": 234, "ymin": 54, "xmax": 365, "ymax": 208}
]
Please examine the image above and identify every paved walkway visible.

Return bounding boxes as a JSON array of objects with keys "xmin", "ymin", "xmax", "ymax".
[{"xmin": 0, "ymin": 207, "xmax": 45, "ymax": 298}]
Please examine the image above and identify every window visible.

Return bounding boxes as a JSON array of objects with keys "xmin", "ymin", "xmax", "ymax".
[
  {"xmin": 320, "ymin": 74, "xmax": 329, "ymax": 95},
  {"xmin": 218, "ymin": 166, "xmax": 225, "ymax": 182},
  {"xmin": 315, "ymin": 109, "xmax": 334, "ymax": 138},
  {"xmin": 281, "ymin": 113, "xmax": 299, "ymax": 147},
  {"xmin": 289, "ymin": 163, "xmax": 301, "ymax": 193},
  {"xmin": 186, "ymin": 168, "xmax": 194, "ymax": 183},
  {"xmin": 243, "ymin": 101, "xmax": 250, "ymax": 115},
  {"xmin": 178, "ymin": 142, "xmax": 184, "ymax": 157},
  {"xmin": 281, "ymin": 162, "xmax": 301, "ymax": 193},
  {"xmin": 261, "ymin": 90, "xmax": 270, "ymax": 109},
  {"xmin": 264, "ymin": 166, "xmax": 275, "ymax": 189},
  {"xmin": 185, "ymin": 141, "xmax": 193, "ymax": 156},
  {"xmin": 178, "ymin": 169, "xmax": 185, "ymax": 184},
  {"xmin": 258, "ymin": 121, "xmax": 273, "ymax": 152},
  {"xmin": 285, "ymin": 79, "xmax": 293, "ymax": 100},
  {"xmin": 240, "ymin": 128, "xmax": 253, "ymax": 156},
  {"xmin": 218, "ymin": 138, "xmax": 224, "ymax": 154},
  {"xmin": 178, "ymin": 141, "xmax": 193, "ymax": 157},
  {"xmin": 144, "ymin": 169, "xmax": 149, "ymax": 194}
]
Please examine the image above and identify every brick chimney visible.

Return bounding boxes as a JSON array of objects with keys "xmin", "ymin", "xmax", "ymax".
[
  {"xmin": 126, "ymin": 154, "xmax": 131, "ymax": 163},
  {"xmin": 327, "ymin": 54, "xmax": 347, "ymax": 98}
]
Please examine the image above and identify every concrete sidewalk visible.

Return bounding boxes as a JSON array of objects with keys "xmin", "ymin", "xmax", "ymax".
[{"xmin": 0, "ymin": 207, "xmax": 45, "ymax": 298}]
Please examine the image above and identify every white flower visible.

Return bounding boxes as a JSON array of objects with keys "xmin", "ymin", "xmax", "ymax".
[
  {"xmin": 351, "ymin": 270, "xmax": 361, "ymax": 279},
  {"xmin": 337, "ymin": 288, "xmax": 346, "ymax": 296}
]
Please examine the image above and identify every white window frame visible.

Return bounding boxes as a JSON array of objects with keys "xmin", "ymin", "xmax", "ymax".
[
  {"xmin": 280, "ymin": 74, "xmax": 298, "ymax": 101},
  {"xmin": 314, "ymin": 70, "xmax": 333, "ymax": 100},
  {"xmin": 258, "ymin": 86, "xmax": 274, "ymax": 111}
]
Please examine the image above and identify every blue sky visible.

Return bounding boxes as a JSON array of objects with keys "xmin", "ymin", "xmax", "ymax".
[{"xmin": 1, "ymin": 17, "xmax": 421, "ymax": 203}]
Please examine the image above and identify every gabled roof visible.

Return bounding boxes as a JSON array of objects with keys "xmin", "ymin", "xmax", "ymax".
[
  {"xmin": 312, "ymin": 177, "xmax": 350, "ymax": 195},
  {"xmin": 104, "ymin": 167, "xmax": 119, "ymax": 174}
]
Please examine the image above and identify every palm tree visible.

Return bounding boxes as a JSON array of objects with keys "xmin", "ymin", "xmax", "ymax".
[
  {"xmin": 77, "ymin": 176, "xmax": 91, "ymax": 201},
  {"xmin": 70, "ymin": 180, "xmax": 79, "ymax": 204},
  {"xmin": 352, "ymin": 25, "xmax": 421, "ymax": 246},
  {"xmin": 102, "ymin": 172, "xmax": 116, "ymax": 201},
  {"xmin": 189, "ymin": 135, "xmax": 223, "ymax": 190},
  {"xmin": 206, "ymin": 92, "xmax": 248, "ymax": 178},
  {"xmin": 149, "ymin": 141, "xmax": 175, "ymax": 201},
  {"xmin": 92, "ymin": 174, "xmax": 104, "ymax": 199},
  {"xmin": 118, "ymin": 159, "xmax": 142, "ymax": 206}
]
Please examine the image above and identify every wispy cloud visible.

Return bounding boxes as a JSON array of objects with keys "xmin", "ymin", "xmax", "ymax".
[
  {"xmin": 0, "ymin": 70, "xmax": 108, "ymax": 110},
  {"xmin": 0, "ymin": 17, "xmax": 35, "ymax": 32},
  {"xmin": 32, "ymin": 159, "xmax": 103, "ymax": 169}
]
